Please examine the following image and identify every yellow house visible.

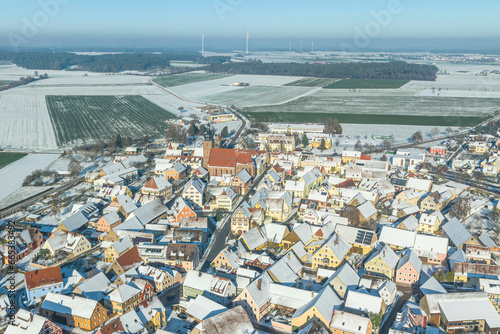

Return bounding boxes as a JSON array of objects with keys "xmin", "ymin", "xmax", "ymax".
[
  {"xmin": 136, "ymin": 296, "xmax": 167, "ymax": 333},
  {"xmin": 364, "ymin": 244, "xmax": 399, "ymax": 280},
  {"xmin": 105, "ymin": 283, "xmax": 142, "ymax": 315},
  {"xmin": 419, "ymin": 190, "xmax": 452, "ymax": 212},
  {"xmin": 310, "ymin": 137, "xmax": 332, "ymax": 150},
  {"xmin": 291, "ymin": 285, "xmax": 339, "ymax": 331},
  {"xmin": 104, "ymin": 237, "xmax": 133, "ymax": 263},
  {"xmin": 216, "ymin": 187, "xmax": 238, "ymax": 211},
  {"xmin": 416, "ymin": 211, "xmax": 443, "ymax": 235},
  {"xmin": 311, "ymin": 233, "xmax": 351, "ymax": 270},
  {"xmin": 41, "ymin": 232, "xmax": 91, "ymax": 258},
  {"xmin": 395, "ymin": 189, "xmax": 425, "ymax": 206}
]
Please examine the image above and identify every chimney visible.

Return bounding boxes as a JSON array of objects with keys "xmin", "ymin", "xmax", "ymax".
[
  {"xmin": 72, "ymin": 294, "xmax": 75, "ymax": 299},
  {"xmin": 257, "ymin": 279, "xmax": 261, "ymax": 291},
  {"xmin": 198, "ymin": 271, "xmax": 202, "ymax": 277}
]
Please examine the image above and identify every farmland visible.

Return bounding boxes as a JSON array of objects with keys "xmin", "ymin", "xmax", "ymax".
[
  {"xmin": 324, "ymin": 79, "xmax": 410, "ymax": 89},
  {"xmin": 153, "ymin": 72, "xmax": 232, "ymax": 88},
  {"xmin": 0, "ymin": 95, "xmax": 58, "ymax": 150},
  {"xmin": 0, "ymin": 152, "xmax": 27, "ymax": 169},
  {"xmin": 202, "ymin": 85, "xmax": 317, "ymax": 107},
  {"xmin": 46, "ymin": 95, "xmax": 176, "ymax": 146},
  {"xmin": 284, "ymin": 77, "xmax": 336, "ymax": 87},
  {"xmin": 0, "ymin": 153, "xmax": 59, "ymax": 202},
  {"xmin": 242, "ymin": 110, "xmax": 485, "ymax": 127}
]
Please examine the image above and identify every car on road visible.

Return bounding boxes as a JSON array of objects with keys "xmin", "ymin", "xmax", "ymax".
[{"xmin": 177, "ymin": 312, "xmax": 188, "ymax": 320}]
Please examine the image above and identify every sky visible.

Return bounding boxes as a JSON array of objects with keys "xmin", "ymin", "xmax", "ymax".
[{"xmin": 1, "ymin": 0, "xmax": 499, "ymax": 51}]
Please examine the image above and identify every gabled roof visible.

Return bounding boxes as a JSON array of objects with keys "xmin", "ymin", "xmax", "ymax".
[
  {"xmin": 41, "ymin": 292, "xmax": 101, "ymax": 319},
  {"xmin": 126, "ymin": 198, "xmax": 167, "ymax": 225},
  {"xmin": 366, "ymin": 244, "xmax": 399, "ymax": 270},
  {"xmin": 109, "ymin": 236, "xmax": 133, "ymax": 254},
  {"xmin": 325, "ymin": 263, "xmax": 360, "ymax": 291},
  {"xmin": 60, "ymin": 211, "xmax": 88, "ymax": 231},
  {"xmin": 292, "ymin": 285, "xmax": 340, "ymax": 322},
  {"xmin": 143, "ymin": 176, "xmax": 172, "ymax": 191},
  {"xmin": 236, "ymin": 168, "xmax": 252, "ymax": 184},
  {"xmin": 194, "ymin": 305, "xmax": 254, "ymax": 334},
  {"xmin": 318, "ymin": 233, "xmax": 351, "ymax": 261},
  {"xmin": 379, "ymin": 226, "xmax": 416, "ymax": 249},
  {"xmin": 357, "ymin": 201, "xmax": 377, "ymax": 219},
  {"xmin": 396, "ymin": 248, "xmax": 422, "ymax": 273},
  {"xmin": 115, "ymin": 246, "xmax": 143, "ymax": 272},
  {"xmin": 25, "ymin": 266, "xmax": 63, "ymax": 290},
  {"xmin": 479, "ymin": 232, "xmax": 498, "ymax": 249},
  {"xmin": 345, "ymin": 288, "xmax": 383, "ymax": 315},
  {"xmin": 419, "ymin": 276, "xmax": 447, "ymax": 295},
  {"xmin": 74, "ymin": 272, "xmax": 111, "ymax": 301},
  {"xmin": 107, "ymin": 283, "xmax": 141, "ymax": 303},
  {"xmin": 442, "ymin": 217, "xmax": 472, "ymax": 247},
  {"xmin": 185, "ymin": 295, "xmax": 228, "ymax": 321}
]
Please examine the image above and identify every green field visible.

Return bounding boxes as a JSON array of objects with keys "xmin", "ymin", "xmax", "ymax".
[
  {"xmin": 284, "ymin": 77, "xmax": 335, "ymax": 87},
  {"xmin": 153, "ymin": 72, "xmax": 232, "ymax": 87},
  {"xmin": 325, "ymin": 79, "xmax": 410, "ymax": 89},
  {"xmin": 0, "ymin": 152, "xmax": 27, "ymax": 169},
  {"xmin": 242, "ymin": 111, "xmax": 486, "ymax": 127},
  {"xmin": 46, "ymin": 95, "xmax": 176, "ymax": 146}
]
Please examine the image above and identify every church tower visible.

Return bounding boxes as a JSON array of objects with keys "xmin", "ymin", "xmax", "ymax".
[{"xmin": 203, "ymin": 129, "xmax": 213, "ymax": 168}]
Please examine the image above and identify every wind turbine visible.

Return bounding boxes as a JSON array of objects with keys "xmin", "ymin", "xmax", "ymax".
[{"xmin": 246, "ymin": 30, "xmax": 249, "ymax": 55}]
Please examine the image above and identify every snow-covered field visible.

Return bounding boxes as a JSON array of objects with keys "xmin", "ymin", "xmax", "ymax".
[
  {"xmin": 142, "ymin": 94, "xmax": 205, "ymax": 116},
  {"xmin": 0, "ymin": 186, "xmax": 50, "ymax": 210},
  {"xmin": 0, "ymin": 153, "xmax": 60, "ymax": 201},
  {"xmin": 0, "ymin": 83, "xmax": 164, "ymax": 96},
  {"xmin": 203, "ymin": 85, "xmax": 317, "ymax": 107},
  {"xmin": 168, "ymin": 74, "xmax": 308, "ymax": 102},
  {"xmin": 0, "ymin": 95, "xmax": 58, "ymax": 150},
  {"xmin": 339, "ymin": 124, "xmax": 460, "ymax": 143}
]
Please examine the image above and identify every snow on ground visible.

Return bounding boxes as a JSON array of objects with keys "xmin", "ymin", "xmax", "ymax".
[
  {"xmin": 0, "ymin": 186, "xmax": 50, "ymax": 210},
  {"xmin": 210, "ymin": 120, "xmax": 242, "ymax": 135},
  {"xmin": 340, "ymin": 124, "xmax": 460, "ymax": 143},
  {"xmin": 168, "ymin": 74, "xmax": 308, "ymax": 103},
  {"xmin": 0, "ymin": 83, "xmax": 164, "ymax": 95},
  {"xmin": 142, "ymin": 94, "xmax": 206, "ymax": 116},
  {"xmin": 401, "ymin": 72, "xmax": 500, "ymax": 95},
  {"xmin": 0, "ymin": 153, "xmax": 60, "ymax": 201},
  {"xmin": 0, "ymin": 95, "xmax": 58, "ymax": 150}
]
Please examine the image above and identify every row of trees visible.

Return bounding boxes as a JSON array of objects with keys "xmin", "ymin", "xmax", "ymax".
[
  {"xmin": 205, "ymin": 61, "xmax": 438, "ymax": 81},
  {"xmin": 0, "ymin": 51, "xmax": 232, "ymax": 72}
]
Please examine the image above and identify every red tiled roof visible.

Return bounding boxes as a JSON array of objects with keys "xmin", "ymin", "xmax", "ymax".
[
  {"xmin": 360, "ymin": 155, "xmax": 372, "ymax": 160},
  {"xmin": 236, "ymin": 152, "xmax": 253, "ymax": 165},
  {"xmin": 24, "ymin": 266, "xmax": 63, "ymax": 290},
  {"xmin": 144, "ymin": 177, "xmax": 158, "ymax": 190},
  {"xmin": 99, "ymin": 318, "xmax": 124, "ymax": 334},
  {"xmin": 208, "ymin": 148, "xmax": 237, "ymax": 168},
  {"xmin": 116, "ymin": 246, "xmax": 143, "ymax": 271}
]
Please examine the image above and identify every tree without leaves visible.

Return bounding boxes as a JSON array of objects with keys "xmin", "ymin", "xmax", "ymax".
[
  {"xmin": 354, "ymin": 139, "xmax": 363, "ymax": 151},
  {"xmin": 342, "ymin": 205, "xmax": 361, "ymax": 228},
  {"xmin": 411, "ymin": 131, "xmax": 423, "ymax": 143},
  {"xmin": 166, "ymin": 125, "xmax": 187, "ymax": 144},
  {"xmin": 187, "ymin": 123, "xmax": 198, "ymax": 137},
  {"xmin": 431, "ymin": 127, "xmax": 440, "ymax": 138},
  {"xmin": 449, "ymin": 197, "xmax": 471, "ymax": 221}
]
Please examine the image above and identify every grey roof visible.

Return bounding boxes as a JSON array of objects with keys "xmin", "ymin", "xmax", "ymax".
[
  {"xmin": 366, "ymin": 244, "xmax": 399, "ymax": 270},
  {"xmin": 325, "ymin": 263, "xmax": 360, "ymax": 290},
  {"xmin": 396, "ymin": 248, "xmax": 422, "ymax": 273},
  {"xmin": 237, "ymin": 169, "xmax": 252, "ymax": 184},
  {"xmin": 448, "ymin": 248, "xmax": 467, "ymax": 268},
  {"xmin": 321, "ymin": 233, "xmax": 351, "ymax": 261},
  {"xmin": 127, "ymin": 198, "xmax": 167, "ymax": 225},
  {"xmin": 301, "ymin": 168, "xmax": 322, "ymax": 187},
  {"xmin": 479, "ymin": 232, "xmax": 498, "ymax": 249},
  {"xmin": 61, "ymin": 211, "xmax": 88, "ymax": 231},
  {"xmin": 292, "ymin": 285, "xmax": 340, "ymax": 322},
  {"xmin": 74, "ymin": 272, "xmax": 111, "ymax": 301},
  {"xmin": 419, "ymin": 276, "xmax": 447, "ymax": 296},
  {"xmin": 442, "ymin": 217, "xmax": 472, "ymax": 247}
]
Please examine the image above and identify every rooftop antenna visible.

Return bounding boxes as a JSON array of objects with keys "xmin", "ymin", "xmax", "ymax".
[
  {"xmin": 246, "ymin": 30, "xmax": 249, "ymax": 55},
  {"xmin": 201, "ymin": 33, "xmax": 204, "ymax": 53}
]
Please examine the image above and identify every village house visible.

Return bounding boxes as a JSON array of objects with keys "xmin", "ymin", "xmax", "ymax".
[
  {"xmin": 165, "ymin": 243, "xmax": 200, "ymax": 271},
  {"xmin": 40, "ymin": 292, "xmax": 108, "ymax": 331},
  {"xmin": 24, "ymin": 266, "xmax": 63, "ymax": 302},
  {"xmin": 183, "ymin": 270, "xmax": 237, "ymax": 306},
  {"xmin": 96, "ymin": 211, "xmax": 122, "ymax": 232},
  {"xmin": 141, "ymin": 176, "xmax": 173, "ymax": 198},
  {"xmin": 104, "ymin": 236, "xmax": 133, "ymax": 262}
]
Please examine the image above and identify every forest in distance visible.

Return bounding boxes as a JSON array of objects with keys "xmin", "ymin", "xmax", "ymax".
[
  {"xmin": 0, "ymin": 50, "xmax": 438, "ymax": 81},
  {"xmin": 205, "ymin": 61, "xmax": 439, "ymax": 81},
  {"xmin": 0, "ymin": 51, "xmax": 231, "ymax": 72}
]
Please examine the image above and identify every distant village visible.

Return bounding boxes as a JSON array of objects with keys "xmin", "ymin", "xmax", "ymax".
[{"xmin": 3, "ymin": 112, "xmax": 500, "ymax": 334}]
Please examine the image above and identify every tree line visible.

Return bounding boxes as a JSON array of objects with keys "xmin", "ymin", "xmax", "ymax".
[
  {"xmin": 0, "ymin": 51, "xmax": 231, "ymax": 72},
  {"xmin": 205, "ymin": 61, "xmax": 438, "ymax": 81}
]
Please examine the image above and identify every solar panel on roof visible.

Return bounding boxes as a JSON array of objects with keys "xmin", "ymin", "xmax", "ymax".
[{"xmin": 363, "ymin": 232, "xmax": 373, "ymax": 244}]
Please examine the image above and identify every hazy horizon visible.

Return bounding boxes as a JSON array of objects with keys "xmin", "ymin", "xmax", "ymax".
[{"xmin": 1, "ymin": 0, "xmax": 500, "ymax": 53}]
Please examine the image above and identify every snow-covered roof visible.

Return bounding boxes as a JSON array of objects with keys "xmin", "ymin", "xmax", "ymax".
[
  {"xmin": 41, "ymin": 292, "xmax": 101, "ymax": 319},
  {"xmin": 442, "ymin": 217, "xmax": 472, "ymax": 247},
  {"xmin": 185, "ymin": 295, "xmax": 228, "ymax": 321},
  {"xmin": 292, "ymin": 285, "xmax": 340, "ymax": 322},
  {"xmin": 330, "ymin": 310, "xmax": 371, "ymax": 334},
  {"xmin": 419, "ymin": 276, "xmax": 447, "ymax": 296},
  {"xmin": 379, "ymin": 226, "xmax": 416, "ymax": 249},
  {"xmin": 396, "ymin": 248, "xmax": 422, "ymax": 273},
  {"xmin": 269, "ymin": 283, "xmax": 317, "ymax": 310},
  {"xmin": 357, "ymin": 201, "xmax": 377, "ymax": 219}
]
